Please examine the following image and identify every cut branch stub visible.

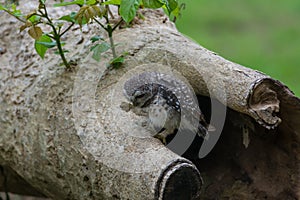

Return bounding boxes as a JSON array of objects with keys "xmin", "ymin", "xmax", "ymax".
[
  {"xmin": 248, "ymin": 78, "xmax": 282, "ymax": 129},
  {"xmin": 156, "ymin": 160, "xmax": 202, "ymax": 200}
]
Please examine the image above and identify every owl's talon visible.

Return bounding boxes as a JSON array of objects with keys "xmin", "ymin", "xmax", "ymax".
[
  {"xmin": 154, "ymin": 134, "xmax": 167, "ymax": 145},
  {"xmin": 120, "ymin": 102, "xmax": 133, "ymax": 112}
]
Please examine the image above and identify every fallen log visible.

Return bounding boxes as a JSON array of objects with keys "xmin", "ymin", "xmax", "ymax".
[{"xmin": 0, "ymin": 1, "xmax": 299, "ymax": 199}]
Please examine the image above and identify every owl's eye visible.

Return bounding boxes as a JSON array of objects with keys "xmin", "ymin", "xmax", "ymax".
[
  {"xmin": 133, "ymin": 88, "xmax": 149, "ymax": 99},
  {"xmin": 135, "ymin": 93, "xmax": 146, "ymax": 99}
]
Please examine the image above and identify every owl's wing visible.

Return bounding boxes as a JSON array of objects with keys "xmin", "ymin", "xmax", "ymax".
[{"xmin": 197, "ymin": 122, "xmax": 209, "ymax": 138}]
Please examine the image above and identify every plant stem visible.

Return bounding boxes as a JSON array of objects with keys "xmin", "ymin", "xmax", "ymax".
[
  {"xmin": 60, "ymin": 22, "xmax": 74, "ymax": 37},
  {"xmin": 93, "ymin": 18, "xmax": 106, "ymax": 30},
  {"xmin": 112, "ymin": 19, "xmax": 123, "ymax": 31},
  {"xmin": 55, "ymin": 35, "xmax": 70, "ymax": 68},
  {"xmin": 93, "ymin": 15, "xmax": 123, "ymax": 60},
  {"xmin": 106, "ymin": 5, "xmax": 114, "ymax": 19},
  {"xmin": 109, "ymin": 35, "xmax": 117, "ymax": 59},
  {"xmin": 94, "ymin": 18, "xmax": 117, "ymax": 59},
  {"xmin": 107, "ymin": 24, "xmax": 117, "ymax": 59},
  {"xmin": 3, "ymin": 10, "xmax": 26, "ymax": 23},
  {"xmin": 40, "ymin": 5, "xmax": 70, "ymax": 68}
]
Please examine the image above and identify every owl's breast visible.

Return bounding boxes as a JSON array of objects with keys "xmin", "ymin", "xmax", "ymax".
[{"xmin": 148, "ymin": 95, "xmax": 180, "ymax": 134}]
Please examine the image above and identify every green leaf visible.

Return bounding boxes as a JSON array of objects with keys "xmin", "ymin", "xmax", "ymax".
[
  {"xmin": 0, "ymin": 4, "xmax": 23, "ymax": 17},
  {"xmin": 90, "ymin": 35, "xmax": 104, "ymax": 43},
  {"xmin": 36, "ymin": 41, "xmax": 57, "ymax": 48},
  {"xmin": 170, "ymin": 5, "xmax": 180, "ymax": 18},
  {"xmin": 120, "ymin": 0, "xmax": 139, "ymax": 24},
  {"xmin": 110, "ymin": 56, "xmax": 124, "ymax": 64},
  {"xmin": 102, "ymin": 0, "xmax": 121, "ymax": 5},
  {"xmin": 28, "ymin": 15, "xmax": 41, "ymax": 23},
  {"xmin": 11, "ymin": 4, "xmax": 22, "ymax": 17},
  {"xmin": 173, "ymin": 3, "xmax": 185, "ymax": 18},
  {"xmin": 142, "ymin": 0, "xmax": 164, "ymax": 9},
  {"xmin": 91, "ymin": 42, "xmax": 110, "ymax": 61},
  {"xmin": 54, "ymin": 49, "xmax": 70, "ymax": 55},
  {"xmin": 54, "ymin": 0, "xmax": 84, "ymax": 7},
  {"xmin": 167, "ymin": 0, "xmax": 178, "ymax": 12},
  {"xmin": 62, "ymin": 12, "xmax": 88, "ymax": 25},
  {"xmin": 110, "ymin": 52, "xmax": 128, "ymax": 68},
  {"xmin": 162, "ymin": 1, "xmax": 184, "ymax": 20},
  {"xmin": 0, "ymin": 4, "xmax": 7, "ymax": 10},
  {"xmin": 86, "ymin": 0, "xmax": 97, "ymax": 5},
  {"xmin": 110, "ymin": 54, "xmax": 126, "ymax": 68},
  {"xmin": 35, "ymin": 35, "xmax": 52, "ymax": 59},
  {"xmin": 59, "ymin": 12, "xmax": 77, "ymax": 23},
  {"xmin": 54, "ymin": 0, "xmax": 96, "ymax": 7}
]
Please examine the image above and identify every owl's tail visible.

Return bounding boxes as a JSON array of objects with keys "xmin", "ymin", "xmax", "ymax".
[{"xmin": 198, "ymin": 123, "xmax": 215, "ymax": 140}]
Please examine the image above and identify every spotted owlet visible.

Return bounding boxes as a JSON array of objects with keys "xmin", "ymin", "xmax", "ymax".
[{"xmin": 123, "ymin": 72, "xmax": 211, "ymax": 144}]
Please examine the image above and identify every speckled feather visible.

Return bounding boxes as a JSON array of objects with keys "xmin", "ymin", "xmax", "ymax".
[{"xmin": 123, "ymin": 72, "xmax": 209, "ymax": 140}]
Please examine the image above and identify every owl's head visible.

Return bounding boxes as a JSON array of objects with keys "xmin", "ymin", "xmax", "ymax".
[
  {"xmin": 125, "ymin": 84, "xmax": 158, "ymax": 107},
  {"xmin": 124, "ymin": 72, "xmax": 156, "ymax": 107}
]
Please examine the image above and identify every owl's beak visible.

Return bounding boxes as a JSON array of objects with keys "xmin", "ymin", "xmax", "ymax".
[{"xmin": 129, "ymin": 97, "xmax": 138, "ymax": 106}]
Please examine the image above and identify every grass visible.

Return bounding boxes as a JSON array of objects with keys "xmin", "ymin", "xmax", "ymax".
[{"xmin": 176, "ymin": 0, "xmax": 300, "ymax": 96}]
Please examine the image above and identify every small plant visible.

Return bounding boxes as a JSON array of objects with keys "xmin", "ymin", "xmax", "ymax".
[
  {"xmin": 1, "ymin": 0, "xmax": 75, "ymax": 68},
  {"xmin": 0, "ymin": 0, "xmax": 184, "ymax": 69}
]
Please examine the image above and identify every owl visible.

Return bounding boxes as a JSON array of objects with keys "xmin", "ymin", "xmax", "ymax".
[{"xmin": 123, "ymin": 72, "xmax": 210, "ymax": 144}]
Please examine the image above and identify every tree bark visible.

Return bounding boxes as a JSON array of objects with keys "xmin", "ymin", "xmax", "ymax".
[{"xmin": 0, "ymin": 1, "xmax": 299, "ymax": 199}]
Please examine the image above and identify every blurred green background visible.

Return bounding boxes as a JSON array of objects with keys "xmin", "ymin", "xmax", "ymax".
[{"xmin": 176, "ymin": 0, "xmax": 300, "ymax": 96}]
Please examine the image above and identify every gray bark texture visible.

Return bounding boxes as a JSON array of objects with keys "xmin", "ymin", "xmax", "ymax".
[{"xmin": 0, "ymin": 1, "xmax": 300, "ymax": 199}]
